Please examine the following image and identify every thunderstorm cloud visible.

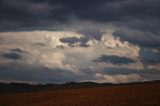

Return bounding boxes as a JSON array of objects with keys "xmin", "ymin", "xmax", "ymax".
[{"xmin": 0, "ymin": 0, "xmax": 160, "ymax": 83}]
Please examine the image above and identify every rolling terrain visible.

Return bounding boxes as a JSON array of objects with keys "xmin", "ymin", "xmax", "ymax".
[{"xmin": 0, "ymin": 81, "xmax": 160, "ymax": 106}]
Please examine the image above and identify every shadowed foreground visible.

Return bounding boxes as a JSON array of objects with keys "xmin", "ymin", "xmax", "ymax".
[{"xmin": 0, "ymin": 83, "xmax": 160, "ymax": 106}]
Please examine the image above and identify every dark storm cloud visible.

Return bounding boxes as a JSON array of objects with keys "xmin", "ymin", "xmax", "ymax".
[
  {"xmin": 77, "ymin": 29, "xmax": 103, "ymax": 41},
  {"xmin": 113, "ymin": 28, "xmax": 160, "ymax": 47},
  {"xmin": 97, "ymin": 67, "xmax": 160, "ymax": 81},
  {"xmin": 0, "ymin": 0, "xmax": 160, "ymax": 29},
  {"xmin": 0, "ymin": 0, "xmax": 160, "ymax": 47},
  {"xmin": 3, "ymin": 52, "xmax": 22, "ymax": 60},
  {"xmin": 139, "ymin": 47, "xmax": 160, "ymax": 64},
  {"xmin": 2, "ymin": 48, "xmax": 27, "ymax": 60},
  {"xmin": 60, "ymin": 37, "xmax": 90, "ymax": 47},
  {"xmin": 0, "ymin": 63, "xmax": 94, "ymax": 83},
  {"xmin": 10, "ymin": 48, "xmax": 26, "ymax": 53},
  {"xmin": 99, "ymin": 68, "xmax": 160, "ymax": 76},
  {"xmin": 93, "ymin": 55, "xmax": 136, "ymax": 65},
  {"xmin": 60, "ymin": 37, "xmax": 82, "ymax": 44}
]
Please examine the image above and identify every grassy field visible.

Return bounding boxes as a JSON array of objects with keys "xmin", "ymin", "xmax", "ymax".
[{"xmin": 0, "ymin": 83, "xmax": 160, "ymax": 106}]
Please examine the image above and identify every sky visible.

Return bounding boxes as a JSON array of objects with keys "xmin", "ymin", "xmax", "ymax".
[{"xmin": 0, "ymin": 0, "xmax": 160, "ymax": 83}]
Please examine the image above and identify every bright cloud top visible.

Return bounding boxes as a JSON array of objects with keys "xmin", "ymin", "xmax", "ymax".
[{"xmin": 0, "ymin": 30, "xmax": 159, "ymax": 83}]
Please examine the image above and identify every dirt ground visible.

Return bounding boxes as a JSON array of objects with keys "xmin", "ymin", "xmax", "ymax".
[{"xmin": 0, "ymin": 83, "xmax": 160, "ymax": 106}]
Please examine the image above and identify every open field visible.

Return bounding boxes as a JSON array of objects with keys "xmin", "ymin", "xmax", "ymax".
[{"xmin": 0, "ymin": 83, "xmax": 160, "ymax": 106}]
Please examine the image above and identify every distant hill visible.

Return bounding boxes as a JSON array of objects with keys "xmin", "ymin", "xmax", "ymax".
[{"xmin": 0, "ymin": 80, "xmax": 160, "ymax": 94}]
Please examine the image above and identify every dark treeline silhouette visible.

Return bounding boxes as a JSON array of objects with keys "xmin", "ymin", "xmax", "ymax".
[{"xmin": 0, "ymin": 80, "xmax": 160, "ymax": 94}]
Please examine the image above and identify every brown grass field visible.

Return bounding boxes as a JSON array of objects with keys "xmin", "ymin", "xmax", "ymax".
[{"xmin": 0, "ymin": 83, "xmax": 160, "ymax": 106}]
